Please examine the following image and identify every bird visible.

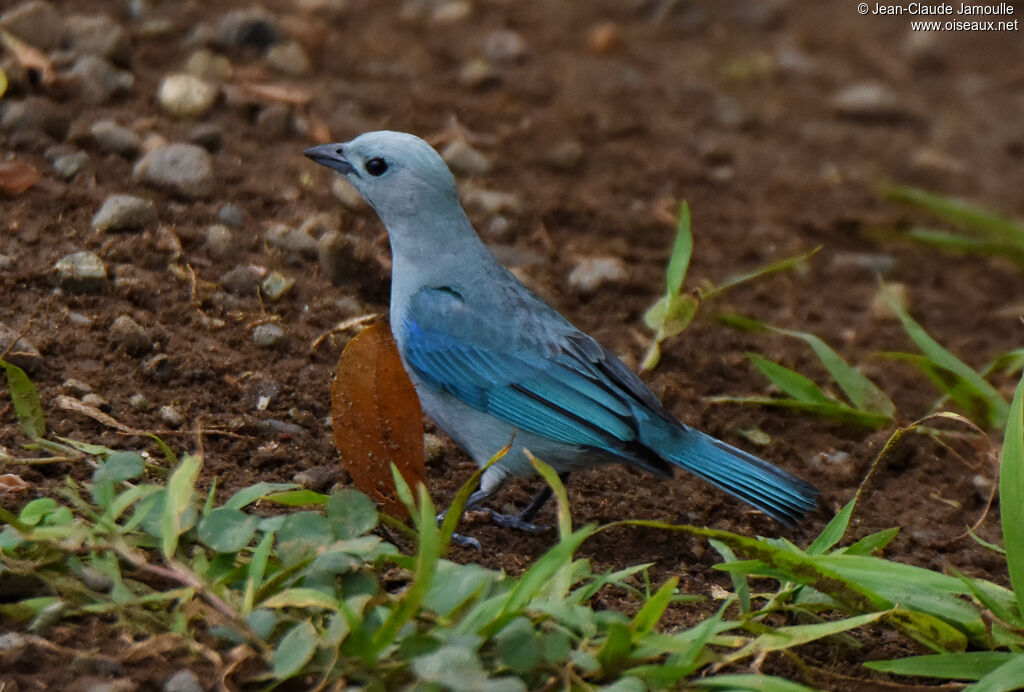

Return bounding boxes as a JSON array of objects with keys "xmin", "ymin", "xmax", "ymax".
[{"xmin": 304, "ymin": 131, "xmax": 819, "ymax": 539}]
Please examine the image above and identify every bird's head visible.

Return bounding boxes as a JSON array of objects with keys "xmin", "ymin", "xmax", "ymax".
[{"xmin": 304, "ymin": 131, "xmax": 459, "ymax": 223}]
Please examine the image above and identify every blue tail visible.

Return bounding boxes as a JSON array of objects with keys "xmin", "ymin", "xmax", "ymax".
[{"xmin": 641, "ymin": 421, "xmax": 819, "ymax": 525}]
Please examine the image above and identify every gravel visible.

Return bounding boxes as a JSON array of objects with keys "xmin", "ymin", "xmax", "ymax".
[
  {"xmin": 157, "ymin": 73, "xmax": 218, "ymax": 118},
  {"xmin": 53, "ymin": 251, "xmax": 107, "ymax": 293},
  {"xmin": 90, "ymin": 120, "xmax": 141, "ymax": 158},
  {"xmin": 252, "ymin": 322, "xmax": 286, "ymax": 347},
  {"xmin": 567, "ymin": 256, "xmax": 628, "ymax": 293},
  {"xmin": 65, "ymin": 55, "xmax": 135, "ymax": 104},
  {"xmin": 92, "ymin": 195, "xmax": 157, "ymax": 232},
  {"xmin": 108, "ymin": 315, "xmax": 153, "ymax": 356},
  {"xmin": 1, "ymin": 1, "xmax": 66, "ymax": 51},
  {"xmin": 133, "ymin": 143, "xmax": 214, "ymax": 198}
]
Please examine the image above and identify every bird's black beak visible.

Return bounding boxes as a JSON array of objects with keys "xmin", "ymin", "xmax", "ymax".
[{"xmin": 303, "ymin": 143, "xmax": 356, "ymax": 175}]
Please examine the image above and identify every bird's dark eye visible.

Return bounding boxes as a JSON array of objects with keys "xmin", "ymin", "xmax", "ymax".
[{"xmin": 365, "ymin": 157, "xmax": 388, "ymax": 176}]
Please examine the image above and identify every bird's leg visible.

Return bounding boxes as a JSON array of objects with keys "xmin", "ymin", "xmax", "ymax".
[
  {"xmin": 436, "ymin": 487, "xmax": 496, "ymax": 552},
  {"xmin": 486, "ymin": 473, "xmax": 569, "ymax": 532}
]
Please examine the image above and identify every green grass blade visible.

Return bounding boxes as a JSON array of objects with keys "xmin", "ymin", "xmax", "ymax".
[
  {"xmin": 747, "ymin": 354, "xmax": 834, "ymax": 406},
  {"xmin": 692, "ymin": 673, "xmax": 822, "ymax": 691},
  {"xmin": 705, "ymin": 246, "xmax": 821, "ymax": 299},
  {"xmin": 666, "ymin": 201, "xmax": 693, "ymax": 296},
  {"xmin": 0, "ymin": 358, "xmax": 46, "ymax": 441},
  {"xmin": 726, "ymin": 611, "xmax": 887, "ymax": 663},
  {"xmin": 528, "ymin": 452, "xmax": 572, "ymax": 538},
  {"xmin": 882, "ymin": 286, "xmax": 1009, "ymax": 428},
  {"xmin": 160, "ymin": 454, "xmax": 201, "ymax": 559},
  {"xmin": 864, "ymin": 651, "xmax": 1018, "ymax": 680},
  {"xmin": 711, "ymin": 395, "xmax": 892, "ymax": 428},
  {"xmin": 243, "ymin": 530, "xmax": 275, "ymax": 614},
  {"xmin": 806, "ymin": 497, "xmax": 856, "ymax": 555},
  {"xmin": 1001, "ymin": 373, "xmax": 1024, "ymax": 615},
  {"xmin": 964, "ymin": 653, "xmax": 1024, "ymax": 692},
  {"xmin": 631, "ymin": 576, "xmax": 678, "ymax": 635},
  {"xmin": 882, "ymin": 185, "xmax": 1024, "ymax": 249},
  {"xmin": 709, "ymin": 539, "xmax": 750, "ymax": 612}
]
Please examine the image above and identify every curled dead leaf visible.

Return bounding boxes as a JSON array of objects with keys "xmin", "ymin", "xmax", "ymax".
[
  {"xmin": 331, "ymin": 320, "xmax": 425, "ymax": 518},
  {"xmin": 0, "ymin": 163, "xmax": 40, "ymax": 194},
  {"xmin": 0, "ymin": 473, "xmax": 30, "ymax": 495}
]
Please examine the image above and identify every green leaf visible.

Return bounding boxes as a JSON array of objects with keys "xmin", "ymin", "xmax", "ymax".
[
  {"xmin": 197, "ymin": 507, "xmax": 259, "ymax": 553},
  {"xmin": 965, "ymin": 653, "xmax": 1024, "ymax": 692},
  {"xmin": 272, "ymin": 620, "xmax": 318, "ymax": 680},
  {"xmin": 244, "ymin": 530, "xmax": 275, "ymax": 614},
  {"xmin": 19, "ymin": 498, "xmax": 58, "ymax": 526},
  {"xmin": 692, "ymin": 673, "xmax": 821, "ymax": 691},
  {"xmin": 160, "ymin": 454, "xmax": 201, "ymax": 559},
  {"xmin": 423, "ymin": 560, "xmax": 495, "ymax": 618},
  {"xmin": 94, "ymin": 452, "xmax": 146, "ymax": 484},
  {"xmin": 631, "ymin": 576, "xmax": 678, "ymax": 635},
  {"xmin": 844, "ymin": 527, "xmax": 900, "ymax": 556},
  {"xmin": 882, "ymin": 286, "xmax": 1008, "ymax": 428},
  {"xmin": 412, "ymin": 644, "xmax": 488, "ymax": 692},
  {"xmin": 710, "ymin": 539, "xmax": 750, "ymax": 612},
  {"xmin": 707, "ymin": 246, "xmax": 821, "ymax": 298},
  {"xmin": 864, "ymin": 651, "xmax": 1019, "ymax": 680},
  {"xmin": 261, "ymin": 587, "xmax": 340, "ymax": 611},
  {"xmin": 747, "ymin": 353, "xmax": 834, "ymax": 406},
  {"xmin": 262, "ymin": 489, "xmax": 327, "ymax": 507},
  {"xmin": 1001, "ymin": 373, "xmax": 1024, "ymax": 614},
  {"xmin": 0, "ymin": 66, "xmax": 7, "ymax": 100},
  {"xmin": 882, "ymin": 185, "xmax": 1024, "ymax": 252},
  {"xmin": 495, "ymin": 617, "xmax": 542, "ymax": 673},
  {"xmin": 727, "ymin": 611, "xmax": 887, "ymax": 662},
  {"xmin": 666, "ymin": 201, "xmax": 693, "ymax": 296},
  {"xmin": 710, "ymin": 395, "xmax": 893, "ymax": 428},
  {"xmin": 326, "ymin": 488, "xmax": 378, "ymax": 539},
  {"xmin": 224, "ymin": 482, "xmax": 300, "ymax": 510},
  {"xmin": 276, "ymin": 512, "xmax": 332, "ymax": 565},
  {"xmin": 806, "ymin": 497, "xmax": 855, "ymax": 555},
  {"xmin": 0, "ymin": 359, "xmax": 46, "ymax": 440}
]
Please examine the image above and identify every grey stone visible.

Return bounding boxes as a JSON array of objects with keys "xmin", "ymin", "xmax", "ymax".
[
  {"xmin": 266, "ymin": 223, "xmax": 317, "ymax": 257},
  {"xmin": 218, "ymin": 7, "xmax": 279, "ymax": 50},
  {"xmin": 567, "ymin": 256, "xmax": 628, "ymax": 293},
  {"xmin": 92, "ymin": 195, "xmax": 157, "ymax": 232},
  {"xmin": 293, "ymin": 465, "xmax": 337, "ymax": 492},
  {"xmin": 53, "ymin": 251, "xmax": 107, "ymax": 293},
  {"xmin": 255, "ymin": 103, "xmax": 291, "ymax": 139},
  {"xmin": 157, "ymin": 73, "xmax": 218, "ymax": 118},
  {"xmin": 133, "ymin": 143, "xmax": 214, "ymax": 198},
  {"xmin": 159, "ymin": 405, "xmax": 184, "ymax": 428},
  {"xmin": 0, "ymin": 254, "xmax": 12, "ymax": 272},
  {"xmin": 258, "ymin": 418, "xmax": 303, "ymax": 436},
  {"xmin": 128, "ymin": 393, "xmax": 150, "ymax": 411},
  {"xmin": 65, "ymin": 55, "xmax": 134, "ymax": 104},
  {"xmin": 187, "ymin": 123, "xmax": 223, "ymax": 152},
  {"xmin": 185, "ymin": 49, "xmax": 232, "ymax": 83},
  {"xmin": 216, "ymin": 204, "xmax": 245, "ymax": 228},
  {"xmin": 265, "ymin": 40, "xmax": 310, "ymax": 76},
  {"xmin": 0, "ymin": 631, "xmax": 28, "ymax": 652},
  {"xmin": 52, "ymin": 150, "xmax": 90, "ymax": 179},
  {"xmin": 81, "ymin": 393, "xmax": 109, "ymax": 410},
  {"xmin": 90, "ymin": 120, "xmax": 141, "ymax": 157},
  {"xmin": 0, "ymin": 323, "xmax": 40, "ymax": 370},
  {"xmin": 64, "ymin": 13, "xmax": 130, "ymax": 63},
  {"xmin": 440, "ymin": 138, "xmax": 490, "ymax": 175},
  {"xmin": 460, "ymin": 184, "xmax": 521, "ymax": 215},
  {"xmin": 109, "ymin": 315, "xmax": 152, "ymax": 356},
  {"xmin": 1, "ymin": 1, "xmax": 65, "ymax": 50},
  {"xmin": 219, "ymin": 265, "xmax": 263, "ymax": 294},
  {"xmin": 831, "ymin": 82, "xmax": 914, "ymax": 122},
  {"xmin": 544, "ymin": 139, "xmax": 584, "ymax": 170},
  {"xmin": 62, "ymin": 378, "xmax": 93, "ymax": 396},
  {"xmin": 204, "ymin": 224, "xmax": 233, "ymax": 259},
  {"xmin": 0, "ymin": 97, "xmax": 69, "ymax": 139},
  {"xmin": 163, "ymin": 669, "xmax": 205, "ymax": 692},
  {"xmin": 458, "ymin": 58, "xmax": 499, "ymax": 88},
  {"xmin": 252, "ymin": 323, "xmax": 285, "ymax": 347},
  {"xmin": 481, "ymin": 29, "xmax": 528, "ymax": 63}
]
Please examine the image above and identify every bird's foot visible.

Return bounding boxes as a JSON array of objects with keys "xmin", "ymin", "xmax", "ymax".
[
  {"xmin": 449, "ymin": 532, "xmax": 482, "ymax": 551},
  {"xmin": 487, "ymin": 510, "xmax": 549, "ymax": 533}
]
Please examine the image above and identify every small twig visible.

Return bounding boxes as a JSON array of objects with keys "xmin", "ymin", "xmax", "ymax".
[{"xmin": 310, "ymin": 312, "xmax": 383, "ymax": 351}]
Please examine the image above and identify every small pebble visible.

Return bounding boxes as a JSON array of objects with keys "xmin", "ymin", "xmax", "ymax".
[
  {"xmin": 0, "ymin": 323, "xmax": 40, "ymax": 370},
  {"xmin": 1, "ymin": 1, "xmax": 66, "ymax": 51},
  {"xmin": 481, "ymin": 29, "xmax": 528, "ymax": 63},
  {"xmin": 142, "ymin": 353, "xmax": 172, "ymax": 382},
  {"xmin": 567, "ymin": 256, "xmax": 628, "ymax": 293},
  {"xmin": 831, "ymin": 82, "xmax": 913, "ymax": 122},
  {"xmin": 53, "ymin": 251, "xmax": 107, "ymax": 293},
  {"xmin": 204, "ymin": 224, "xmax": 233, "ymax": 259},
  {"xmin": 68, "ymin": 311, "xmax": 93, "ymax": 326},
  {"xmin": 587, "ymin": 21, "xmax": 621, "ymax": 54},
  {"xmin": 163, "ymin": 669, "xmax": 205, "ymax": 692},
  {"xmin": 0, "ymin": 631, "xmax": 28, "ymax": 652},
  {"xmin": 258, "ymin": 419, "xmax": 303, "ymax": 436},
  {"xmin": 255, "ymin": 103, "xmax": 291, "ymax": 139},
  {"xmin": 64, "ymin": 13, "xmax": 130, "ymax": 63},
  {"xmin": 219, "ymin": 265, "xmax": 264, "ymax": 294},
  {"xmin": 261, "ymin": 271, "xmax": 294, "ymax": 300},
  {"xmin": 424, "ymin": 433, "xmax": 446, "ymax": 464},
  {"xmin": 266, "ymin": 223, "xmax": 318, "ymax": 257},
  {"xmin": 62, "ymin": 378, "xmax": 94, "ymax": 396},
  {"xmin": 90, "ymin": 120, "xmax": 141, "ymax": 158},
  {"xmin": 185, "ymin": 48, "xmax": 233, "ymax": 83},
  {"xmin": 159, "ymin": 405, "xmax": 185, "ymax": 428},
  {"xmin": 65, "ymin": 55, "xmax": 134, "ymax": 104},
  {"xmin": 109, "ymin": 314, "xmax": 153, "ymax": 356},
  {"xmin": 870, "ymin": 282, "xmax": 910, "ymax": 319},
  {"xmin": 0, "ymin": 96, "xmax": 69, "ymax": 139},
  {"xmin": 128, "ymin": 393, "xmax": 150, "ymax": 411},
  {"xmin": 0, "ymin": 254, "xmax": 13, "ymax": 271},
  {"xmin": 133, "ymin": 143, "xmax": 214, "ymax": 198},
  {"xmin": 544, "ymin": 139, "xmax": 584, "ymax": 170},
  {"xmin": 219, "ymin": 7, "xmax": 279, "ymax": 50},
  {"xmin": 187, "ymin": 123, "xmax": 223, "ymax": 152},
  {"xmin": 265, "ymin": 40, "xmax": 310, "ymax": 76},
  {"xmin": 52, "ymin": 151, "xmax": 90, "ymax": 179},
  {"xmin": 294, "ymin": 465, "xmax": 337, "ymax": 492},
  {"xmin": 441, "ymin": 138, "xmax": 491, "ymax": 175},
  {"xmin": 252, "ymin": 323, "xmax": 286, "ymax": 347},
  {"xmin": 458, "ymin": 58, "xmax": 499, "ymax": 88},
  {"xmin": 330, "ymin": 177, "xmax": 366, "ymax": 209},
  {"xmin": 92, "ymin": 195, "xmax": 157, "ymax": 232},
  {"xmin": 460, "ymin": 184, "xmax": 521, "ymax": 215},
  {"xmin": 157, "ymin": 73, "xmax": 218, "ymax": 118},
  {"xmin": 217, "ymin": 204, "xmax": 245, "ymax": 228}
]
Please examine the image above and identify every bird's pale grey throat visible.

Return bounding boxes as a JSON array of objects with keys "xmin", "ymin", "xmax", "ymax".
[{"xmin": 303, "ymin": 143, "xmax": 355, "ymax": 176}]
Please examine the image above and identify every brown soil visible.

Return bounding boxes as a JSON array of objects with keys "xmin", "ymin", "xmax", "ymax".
[{"xmin": 2, "ymin": 0, "xmax": 1023, "ymax": 689}]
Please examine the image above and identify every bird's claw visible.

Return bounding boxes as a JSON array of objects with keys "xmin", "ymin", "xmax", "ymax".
[
  {"xmin": 449, "ymin": 531, "xmax": 482, "ymax": 551},
  {"xmin": 487, "ymin": 510, "xmax": 550, "ymax": 533}
]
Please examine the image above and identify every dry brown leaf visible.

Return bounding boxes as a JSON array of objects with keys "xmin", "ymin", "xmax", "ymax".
[
  {"xmin": 331, "ymin": 320, "xmax": 425, "ymax": 518},
  {"xmin": 0, "ymin": 163, "xmax": 41, "ymax": 194},
  {"xmin": 0, "ymin": 473, "xmax": 30, "ymax": 495}
]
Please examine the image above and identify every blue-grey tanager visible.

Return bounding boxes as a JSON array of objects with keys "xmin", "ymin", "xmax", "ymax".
[{"xmin": 305, "ymin": 131, "xmax": 819, "ymax": 534}]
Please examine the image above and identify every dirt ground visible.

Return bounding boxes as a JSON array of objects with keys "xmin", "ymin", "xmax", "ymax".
[{"xmin": 2, "ymin": 0, "xmax": 1024, "ymax": 689}]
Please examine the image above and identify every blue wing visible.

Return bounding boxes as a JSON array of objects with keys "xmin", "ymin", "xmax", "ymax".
[{"xmin": 399, "ymin": 285, "xmax": 673, "ymax": 475}]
